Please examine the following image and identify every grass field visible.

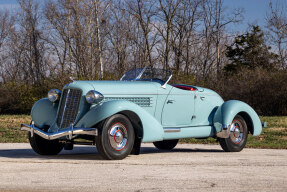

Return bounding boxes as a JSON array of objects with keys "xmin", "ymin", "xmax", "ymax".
[
  {"xmin": 0, "ymin": 115, "xmax": 287, "ymax": 149},
  {"xmin": 0, "ymin": 115, "xmax": 31, "ymax": 143}
]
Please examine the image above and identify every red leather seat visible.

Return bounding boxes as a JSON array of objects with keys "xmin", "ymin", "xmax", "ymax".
[{"xmin": 171, "ymin": 85, "xmax": 197, "ymax": 91}]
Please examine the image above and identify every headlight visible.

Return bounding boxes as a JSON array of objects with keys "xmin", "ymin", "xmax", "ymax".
[
  {"xmin": 48, "ymin": 89, "xmax": 61, "ymax": 103},
  {"xmin": 85, "ymin": 90, "xmax": 104, "ymax": 104}
]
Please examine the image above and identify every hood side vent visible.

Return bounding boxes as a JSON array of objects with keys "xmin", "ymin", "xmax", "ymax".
[{"xmin": 105, "ymin": 97, "xmax": 152, "ymax": 107}]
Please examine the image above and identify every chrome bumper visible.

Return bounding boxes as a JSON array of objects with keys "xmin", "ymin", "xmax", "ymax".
[
  {"xmin": 216, "ymin": 124, "xmax": 230, "ymax": 138},
  {"xmin": 20, "ymin": 121, "xmax": 98, "ymax": 140},
  {"xmin": 217, "ymin": 122, "xmax": 267, "ymax": 139}
]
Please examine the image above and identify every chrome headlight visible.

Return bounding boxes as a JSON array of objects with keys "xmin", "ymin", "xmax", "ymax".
[
  {"xmin": 48, "ymin": 89, "xmax": 61, "ymax": 103},
  {"xmin": 85, "ymin": 90, "xmax": 104, "ymax": 104}
]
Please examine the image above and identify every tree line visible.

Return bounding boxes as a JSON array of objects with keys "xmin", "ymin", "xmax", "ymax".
[{"xmin": 0, "ymin": 0, "xmax": 287, "ymax": 115}]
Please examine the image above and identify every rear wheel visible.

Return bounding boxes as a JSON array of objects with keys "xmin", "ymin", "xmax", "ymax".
[
  {"xmin": 219, "ymin": 115, "xmax": 248, "ymax": 152},
  {"xmin": 153, "ymin": 139, "xmax": 179, "ymax": 150},
  {"xmin": 29, "ymin": 133, "xmax": 64, "ymax": 155},
  {"xmin": 95, "ymin": 114, "xmax": 135, "ymax": 160}
]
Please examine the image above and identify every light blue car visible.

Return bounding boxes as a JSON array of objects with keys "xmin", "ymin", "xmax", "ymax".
[{"xmin": 21, "ymin": 68, "xmax": 263, "ymax": 160}]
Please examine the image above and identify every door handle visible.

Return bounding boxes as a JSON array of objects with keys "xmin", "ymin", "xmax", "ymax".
[
  {"xmin": 200, "ymin": 96, "xmax": 205, "ymax": 100},
  {"xmin": 167, "ymin": 100, "xmax": 174, "ymax": 104}
]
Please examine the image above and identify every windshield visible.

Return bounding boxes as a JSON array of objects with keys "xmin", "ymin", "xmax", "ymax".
[
  {"xmin": 120, "ymin": 68, "xmax": 145, "ymax": 81},
  {"xmin": 120, "ymin": 67, "xmax": 172, "ymax": 85}
]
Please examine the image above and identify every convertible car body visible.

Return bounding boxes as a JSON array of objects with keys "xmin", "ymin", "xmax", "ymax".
[{"xmin": 21, "ymin": 68, "xmax": 263, "ymax": 160}]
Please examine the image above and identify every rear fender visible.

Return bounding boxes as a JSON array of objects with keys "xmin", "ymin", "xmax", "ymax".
[
  {"xmin": 213, "ymin": 100, "xmax": 262, "ymax": 136},
  {"xmin": 76, "ymin": 100, "xmax": 164, "ymax": 142}
]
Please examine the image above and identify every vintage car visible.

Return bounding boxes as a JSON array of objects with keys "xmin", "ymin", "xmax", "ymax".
[{"xmin": 21, "ymin": 68, "xmax": 263, "ymax": 160}]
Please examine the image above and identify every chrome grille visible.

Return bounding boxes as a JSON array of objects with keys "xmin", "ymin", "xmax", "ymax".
[{"xmin": 56, "ymin": 89, "xmax": 82, "ymax": 128}]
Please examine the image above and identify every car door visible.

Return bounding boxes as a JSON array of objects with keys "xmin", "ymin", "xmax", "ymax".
[{"xmin": 161, "ymin": 87, "xmax": 195, "ymax": 127}]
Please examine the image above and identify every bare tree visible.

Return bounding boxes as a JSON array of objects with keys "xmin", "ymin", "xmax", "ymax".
[
  {"xmin": 171, "ymin": 0, "xmax": 201, "ymax": 75},
  {"xmin": 0, "ymin": 11, "xmax": 15, "ymax": 82},
  {"xmin": 126, "ymin": 0, "xmax": 158, "ymax": 68},
  {"xmin": 213, "ymin": 0, "xmax": 243, "ymax": 76},
  {"xmin": 0, "ymin": 11, "xmax": 13, "ymax": 50},
  {"xmin": 44, "ymin": 0, "xmax": 109, "ymax": 80},
  {"xmin": 156, "ymin": 0, "xmax": 181, "ymax": 70},
  {"xmin": 266, "ymin": 1, "xmax": 287, "ymax": 69},
  {"xmin": 106, "ymin": 0, "xmax": 131, "ymax": 75},
  {"xmin": 17, "ymin": 0, "xmax": 46, "ymax": 84},
  {"xmin": 94, "ymin": 0, "xmax": 110, "ymax": 79},
  {"xmin": 196, "ymin": 0, "xmax": 243, "ymax": 80}
]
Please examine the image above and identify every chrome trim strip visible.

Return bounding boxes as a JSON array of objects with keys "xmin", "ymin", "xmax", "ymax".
[
  {"xmin": 21, "ymin": 122, "xmax": 98, "ymax": 140},
  {"xmin": 59, "ymin": 89, "xmax": 70, "ymax": 128},
  {"xmin": 164, "ymin": 128, "xmax": 181, "ymax": 133}
]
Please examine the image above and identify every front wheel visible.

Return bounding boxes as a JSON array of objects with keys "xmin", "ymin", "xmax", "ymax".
[
  {"xmin": 219, "ymin": 115, "xmax": 248, "ymax": 152},
  {"xmin": 29, "ymin": 133, "xmax": 64, "ymax": 155},
  {"xmin": 153, "ymin": 139, "xmax": 179, "ymax": 150},
  {"xmin": 95, "ymin": 114, "xmax": 135, "ymax": 160}
]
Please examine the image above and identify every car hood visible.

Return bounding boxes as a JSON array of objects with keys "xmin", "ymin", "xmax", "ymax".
[{"xmin": 65, "ymin": 80, "xmax": 160, "ymax": 95}]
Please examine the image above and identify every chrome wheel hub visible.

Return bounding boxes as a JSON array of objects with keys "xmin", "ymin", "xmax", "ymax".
[
  {"xmin": 230, "ymin": 120, "xmax": 243, "ymax": 144},
  {"xmin": 108, "ymin": 123, "xmax": 128, "ymax": 151}
]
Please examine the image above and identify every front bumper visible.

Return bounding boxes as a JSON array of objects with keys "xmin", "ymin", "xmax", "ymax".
[{"xmin": 20, "ymin": 121, "xmax": 98, "ymax": 140}]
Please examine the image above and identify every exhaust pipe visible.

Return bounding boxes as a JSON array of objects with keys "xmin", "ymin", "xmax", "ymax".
[{"xmin": 21, "ymin": 121, "xmax": 98, "ymax": 140}]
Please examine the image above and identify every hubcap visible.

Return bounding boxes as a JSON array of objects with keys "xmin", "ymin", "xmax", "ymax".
[
  {"xmin": 108, "ymin": 123, "xmax": 128, "ymax": 151},
  {"xmin": 230, "ymin": 120, "xmax": 244, "ymax": 144}
]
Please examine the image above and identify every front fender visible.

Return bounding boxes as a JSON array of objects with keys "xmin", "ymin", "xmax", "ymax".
[
  {"xmin": 213, "ymin": 100, "xmax": 262, "ymax": 136},
  {"xmin": 75, "ymin": 100, "xmax": 164, "ymax": 142},
  {"xmin": 31, "ymin": 98, "xmax": 58, "ymax": 128}
]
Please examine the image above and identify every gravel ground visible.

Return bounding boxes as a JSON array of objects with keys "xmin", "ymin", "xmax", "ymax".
[{"xmin": 0, "ymin": 143, "xmax": 286, "ymax": 192}]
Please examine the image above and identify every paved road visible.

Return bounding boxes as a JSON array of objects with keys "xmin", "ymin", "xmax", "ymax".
[{"xmin": 0, "ymin": 143, "xmax": 286, "ymax": 192}]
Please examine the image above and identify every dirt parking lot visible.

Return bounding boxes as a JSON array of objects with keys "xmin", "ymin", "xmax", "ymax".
[{"xmin": 0, "ymin": 143, "xmax": 286, "ymax": 192}]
